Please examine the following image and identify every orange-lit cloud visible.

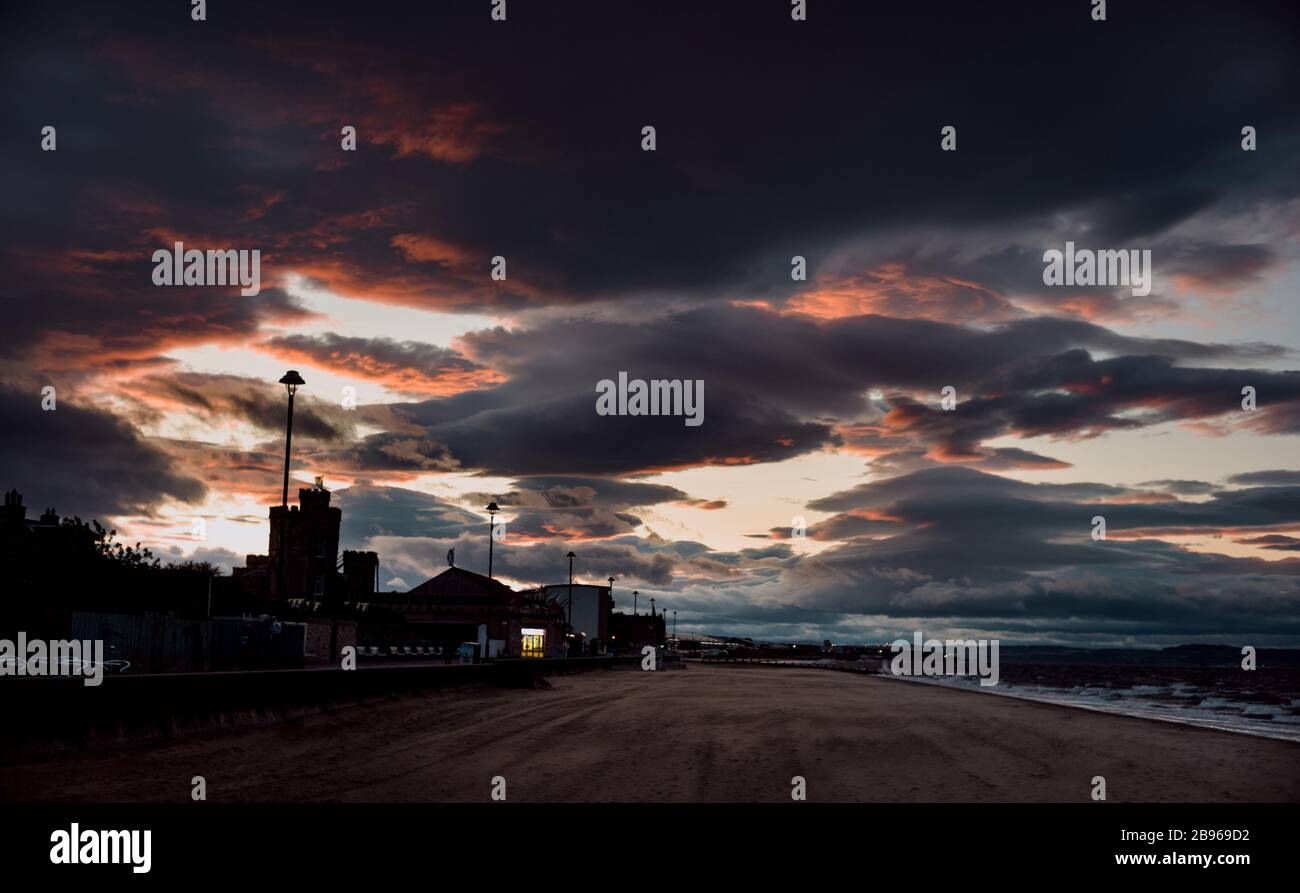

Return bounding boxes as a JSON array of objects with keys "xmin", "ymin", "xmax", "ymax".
[
  {"xmin": 784, "ymin": 263, "xmax": 1021, "ymax": 323},
  {"xmin": 260, "ymin": 333, "xmax": 506, "ymax": 397}
]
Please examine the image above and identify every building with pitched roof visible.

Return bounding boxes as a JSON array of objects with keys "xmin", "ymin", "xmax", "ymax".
[{"xmin": 388, "ymin": 566, "xmax": 570, "ymax": 659}]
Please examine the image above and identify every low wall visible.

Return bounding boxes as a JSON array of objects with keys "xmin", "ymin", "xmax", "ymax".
[
  {"xmin": 304, "ymin": 618, "xmax": 358, "ymax": 665},
  {"xmin": 1, "ymin": 657, "xmax": 613, "ymax": 755}
]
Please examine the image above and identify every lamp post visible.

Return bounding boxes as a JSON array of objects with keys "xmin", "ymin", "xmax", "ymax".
[
  {"xmin": 673, "ymin": 610, "xmax": 677, "ymax": 650},
  {"xmin": 275, "ymin": 370, "xmax": 305, "ymax": 601},
  {"xmin": 566, "ymin": 551, "xmax": 576, "ymax": 628},
  {"xmin": 651, "ymin": 598, "xmax": 657, "ymax": 646},
  {"xmin": 632, "ymin": 590, "xmax": 639, "ymax": 647},
  {"xmin": 486, "ymin": 502, "xmax": 500, "ymax": 578}
]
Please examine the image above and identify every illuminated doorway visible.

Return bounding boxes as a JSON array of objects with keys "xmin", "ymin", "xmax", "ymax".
[{"xmin": 521, "ymin": 628, "xmax": 546, "ymax": 658}]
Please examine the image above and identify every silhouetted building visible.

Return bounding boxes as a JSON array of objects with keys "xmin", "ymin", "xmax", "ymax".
[
  {"xmin": 2, "ymin": 488, "xmax": 62, "ymax": 534},
  {"xmin": 342, "ymin": 550, "xmax": 379, "ymax": 600},
  {"xmin": 233, "ymin": 480, "xmax": 344, "ymax": 601},
  {"xmin": 269, "ymin": 482, "xmax": 341, "ymax": 599},
  {"xmin": 1, "ymin": 488, "xmax": 217, "ymax": 626},
  {"xmin": 517, "ymin": 583, "xmax": 611, "ymax": 650},
  {"xmin": 229, "ymin": 554, "xmax": 273, "ymax": 600},
  {"xmin": 608, "ymin": 608, "xmax": 666, "ymax": 650},
  {"xmin": 385, "ymin": 566, "xmax": 569, "ymax": 659},
  {"xmin": 2, "ymin": 486, "xmax": 360, "ymax": 667},
  {"xmin": 1, "ymin": 489, "xmax": 94, "ymax": 599}
]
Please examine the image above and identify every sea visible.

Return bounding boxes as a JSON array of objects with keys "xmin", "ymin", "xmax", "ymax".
[{"xmin": 882, "ymin": 648, "xmax": 1300, "ymax": 743}]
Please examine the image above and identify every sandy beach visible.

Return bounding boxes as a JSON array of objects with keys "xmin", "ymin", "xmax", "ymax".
[{"xmin": 3, "ymin": 664, "xmax": 1297, "ymax": 803}]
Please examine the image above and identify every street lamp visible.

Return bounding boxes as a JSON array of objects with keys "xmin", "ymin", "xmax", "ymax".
[
  {"xmin": 673, "ymin": 610, "xmax": 677, "ymax": 648},
  {"xmin": 566, "ymin": 551, "xmax": 576, "ymax": 628},
  {"xmin": 486, "ymin": 502, "xmax": 500, "ymax": 578},
  {"xmin": 632, "ymin": 590, "xmax": 639, "ymax": 647},
  {"xmin": 606, "ymin": 576, "xmax": 615, "ymax": 656},
  {"xmin": 275, "ymin": 370, "xmax": 305, "ymax": 600}
]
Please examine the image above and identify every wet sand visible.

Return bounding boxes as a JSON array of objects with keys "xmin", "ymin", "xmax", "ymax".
[{"xmin": 3, "ymin": 664, "xmax": 1297, "ymax": 802}]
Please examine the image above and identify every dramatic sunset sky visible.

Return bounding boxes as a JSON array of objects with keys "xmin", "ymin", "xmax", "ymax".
[{"xmin": 3, "ymin": 1, "xmax": 1298, "ymax": 645}]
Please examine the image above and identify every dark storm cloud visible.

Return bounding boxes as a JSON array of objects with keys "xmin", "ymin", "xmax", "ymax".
[
  {"xmin": 808, "ymin": 232, "xmax": 1280, "ymax": 326},
  {"xmin": 851, "ymin": 444, "xmax": 1070, "ymax": 476},
  {"xmin": 346, "ymin": 503, "xmax": 778, "ymax": 591},
  {"xmin": 0, "ymin": 255, "xmax": 312, "ymax": 371},
  {"xmin": 462, "ymin": 476, "xmax": 708, "ymax": 541},
  {"xmin": 389, "ymin": 388, "xmax": 829, "ymax": 476},
  {"xmin": 475, "ymin": 477, "xmax": 691, "ymax": 511},
  {"xmin": 1227, "ymin": 469, "xmax": 1300, "ymax": 486},
  {"xmin": 806, "ymin": 466, "xmax": 1300, "ymax": 538},
  {"xmin": 261, "ymin": 333, "xmax": 504, "ymax": 396},
  {"xmin": 1140, "ymin": 479, "xmax": 1220, "ymax": 497},
  {"xmin": 769, "ymin": 466, "xmax": 1300, "ymax": 638},
  {"xmin": 331, "ymin": 482, "xmax": 482, "ymax": 545},
  {"xmin": 374, "ymin": 533, "xmax": 690, "ymax": 591},
  {"xmin": 1163, "ymin": 242, "xmax": 1277, "ymax": 293},
  {"xmin": 0, "ymin": 385, "xmax": 205, "ymax": 519},
  {"xmin": 809, "ymin": 466, "xmax": 1135, "ymax": 516},
  {"xmin": 992, "ymin": 351, "xmax": 1300, "ymax": 420},
  {"xmin": 967, "ymin": 447, "xmax": 1072, "ymax": 471},
  {"xmin": 773, "ymin": 514, "xmax": 902, "ymax": 542},
  {"xmin": 349, "ymin": 312, "xmax": 847, "ymax": 473},
  {"xmin": 1235, "ymin": 534, "xmax": 1300, "ymax": 551},
  {"xmin": 499, "ymin": 507, "xmax": 646, "ymax": 541},
  {"xmin": 332, "ymin": 306, "xmax": 1291, "ymax": 477},
  {"xmin": 124, "ymin": 372, "xmax": 352, "ymax": 442},
  {"xmin": 3, "ymin": 0, "xmax": 1297, "ymax": 350},
  {"xmin": 863, "ymin": 349, "xmax": 1300, "ymax": 464},
  {"xmin": 332, "ymin": 483, "xmax": 717, "ymax": 574}
]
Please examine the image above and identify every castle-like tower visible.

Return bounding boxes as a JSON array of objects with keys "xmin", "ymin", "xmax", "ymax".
[{"xmin": 267, "ymin": 483, "xmax": 342, "ymax": 599}]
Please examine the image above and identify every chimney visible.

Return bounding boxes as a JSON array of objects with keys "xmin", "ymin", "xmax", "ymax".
[{"xmin": 2, "ymin": 489, "xmax": 26, "ymax": 525}]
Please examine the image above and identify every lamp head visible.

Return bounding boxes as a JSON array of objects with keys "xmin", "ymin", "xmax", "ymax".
[
  {"xmin": 279, "ymin": 370, "xmax": 306, "ymax": 395},
  {"xmin": 486, "ymin": 502, "xmax": 500, "ymax": 514}
]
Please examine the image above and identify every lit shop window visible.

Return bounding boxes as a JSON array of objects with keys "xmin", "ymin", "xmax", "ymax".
[{"xmin": 521, "ymin": 628, "xmax": 546, "ymax": 658}]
